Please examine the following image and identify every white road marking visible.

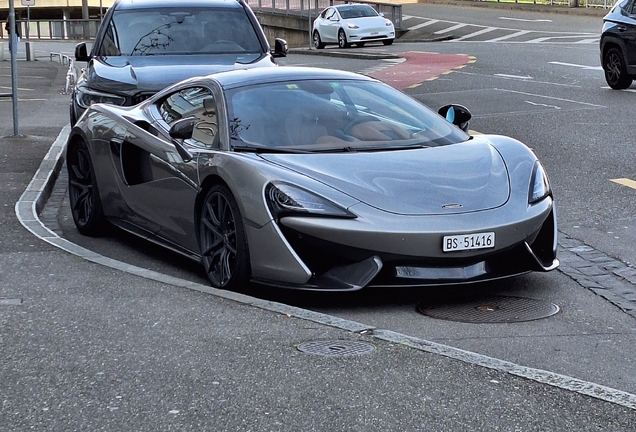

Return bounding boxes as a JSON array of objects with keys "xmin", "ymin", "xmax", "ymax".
[
  {"xmin": 496, "ymin": 88, "xmax": 606, "ymax": 107},
  {"xmin": 499, "ymin": 16, "xmax": 553, "ymax": 22},
  {"xmin": 525, "ymin": 100, "xmax": 561, "ymax": 109},
  {"xmin": 407, "ymin": 19, "xmax": 439, "ymax": 31},
  {"xmin": 494, "ymin": 73, "xmax": 533, "ymax": 80},
  {"xmin": 453, "ymin": 26, "xmax": 498, "ymax": 41},
  {"xmin": 434, "ymin": 23, "xmax": 467, "ymax": 34},
  {"xmin": 550, "ymin": 61, "xmax": 603, "ymax": 71},
  {"xmin": 486, "ymin": 30, "xmax": 531, "ymax": 42}
]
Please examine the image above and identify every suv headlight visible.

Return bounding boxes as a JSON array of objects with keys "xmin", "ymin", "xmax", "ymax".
[
  {"xmin": 529, "ymin": 161, "xmax": 551, "ymax": 204},
  {"xmin": 347, "ymin": 23, "xmax": 359, "ymax": 29},
  {"xmin": 266, "ymin": 182, "xmax": 356, "ymax": 219},
  {"xmin": 75, "ymin": 86, "xmax": 127, "ymax": 109}
]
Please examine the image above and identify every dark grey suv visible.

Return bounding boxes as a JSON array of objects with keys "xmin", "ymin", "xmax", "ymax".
[
  {"xmin": 70, "ymin": 0, "xmax": 287, "ymax": 125},
  {"xmin": 600, "ymin": 0, "xmax": 636, "ymax": 89}
]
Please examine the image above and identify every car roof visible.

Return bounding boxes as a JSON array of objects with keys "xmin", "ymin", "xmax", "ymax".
[
  {"xmin": 113, "ymin": 0, "xmax": 244, "ymax": 10},
  {"xmin": 205, "ymin": 66, "xmax": 376, "ymax": 89}
]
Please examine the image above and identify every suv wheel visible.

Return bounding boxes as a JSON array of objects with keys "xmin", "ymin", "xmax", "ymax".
[{"xmin": 604, "ymin": 47, "xmax": 633, "ymax": 90}]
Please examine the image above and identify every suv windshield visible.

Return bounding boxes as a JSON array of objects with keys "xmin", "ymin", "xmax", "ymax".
[
  {"xmin": 227, "ymin": 79, "xmax": 469, "ymax": 152},
  {"xmin": 98, "ymin": 7, "xmax": 263, "ymax": 56}
]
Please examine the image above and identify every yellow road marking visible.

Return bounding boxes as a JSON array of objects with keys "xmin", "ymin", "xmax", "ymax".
[{"xmin": 611, "ymin": 178, "xmax": 636, "ymax": 190}]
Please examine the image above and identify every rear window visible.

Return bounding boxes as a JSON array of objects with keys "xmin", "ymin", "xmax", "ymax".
[{"xmin": 98, "ymin": 7, "xmax": 263, "ymax": 56}]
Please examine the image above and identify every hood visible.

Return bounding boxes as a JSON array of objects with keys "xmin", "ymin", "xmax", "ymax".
[
  {"xmin": 260, "ymin": 140, "xmax": 510, "ymax": 216},
  {"xmin": 88, "ymin": 53, "xmax": 272, "ymax": 95}
]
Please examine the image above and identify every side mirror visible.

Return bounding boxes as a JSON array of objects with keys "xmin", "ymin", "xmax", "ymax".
[
  {"xmin": 272, "ymin": 38, "xmax": 288, "ymax": 58},
  {"xmin": 169, "ymin": 117, "xmax": 195, "ymax": 162},
  {"xmin": 75, "ymin": 42, "xmax": 90, "ymax": 62},
  {"xmin": 438, "ymin": 104, "xmax": 472, "ymax": 133}
]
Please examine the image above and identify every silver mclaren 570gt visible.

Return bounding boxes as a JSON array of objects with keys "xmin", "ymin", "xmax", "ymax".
[{"xmin": 66, "ymin": 66, "xmax": 558, "ymax": 291}]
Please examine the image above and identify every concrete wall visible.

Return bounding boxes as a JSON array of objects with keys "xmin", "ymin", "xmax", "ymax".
[{"xmin": 255, "ymin": 11, "xmax": 311, "ymax": 49}]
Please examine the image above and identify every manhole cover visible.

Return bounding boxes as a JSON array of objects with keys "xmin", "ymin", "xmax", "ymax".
[
  {"xmin": 297, "ymin": 340, "xmax": 375, "ymax": 357},
  {"xmin": 417, "ymin": 295, "xmax": 559, "ymax": 323}
]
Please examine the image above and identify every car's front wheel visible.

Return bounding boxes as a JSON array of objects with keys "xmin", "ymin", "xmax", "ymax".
[
  {"xmin": 604, "ymin": 47, "xmax": 633, "ymax": 90},
  {"xmin": 383, "ymin": 39, "xmax": 394, "ymax": 46},
  {"xmin": 313, "ymin": 30, "xmax": 325, "ymax": 49},
  {"xmin": 199, "ymin": 184, "xmax": 250, "ymax": 290},
  {"xmin": 338, "ymin": 29, "xmax": 350, "ymax": 48},
  {"xmin": 67, "ymin": 139, "xmax": 108, "ymax": 236}
]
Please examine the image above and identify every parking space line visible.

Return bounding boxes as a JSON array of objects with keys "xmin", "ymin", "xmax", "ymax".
[{"xmin": 611, "ymin": 178, "xmax": 636, "ymax": 190}]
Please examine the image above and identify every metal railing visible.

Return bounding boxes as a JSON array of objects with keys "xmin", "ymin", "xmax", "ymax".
[
  {"xmin": 0, "ymin": 19, "xmax": 101, "ymax": 40},
  {"xmin": 246, "ymin": 0, "xmax": 404, "ymax": 29}
]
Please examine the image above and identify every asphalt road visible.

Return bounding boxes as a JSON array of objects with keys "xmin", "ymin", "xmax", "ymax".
[{"xmin": 3, "ymin": 3, "xmax": 636, "ymax": 430}]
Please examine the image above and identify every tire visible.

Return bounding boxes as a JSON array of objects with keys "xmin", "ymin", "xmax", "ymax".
[
  {"xmin": 604, "ymin": 47, "xmax": 633, "ymax": 90},
  {"xmin": 199, "ymin": 184, "xmax": 250, "ymax": 290},
  {"xmin": 356, "ymin": 42, "xmax": 365, "ymax": 47},
  {"xmin": 338, "ymin": 29, "xmax": 350, "ymax": 48},
  {"xmin": 69, "ymin": 102, "xmax": 77, "ymax": 127},
  {"xmin": 313, "ymin": 30, "xmax": 325, "ymax": 49},
  {"xmin": 67, "ymin": 139, "xmax": 108, "ymax": 236},
  {"xmin": 382, "ymin": 39, "xmax": 394, "ymax": 46}
]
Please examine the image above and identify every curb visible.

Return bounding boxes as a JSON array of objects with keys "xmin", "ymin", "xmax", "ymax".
[{"xmin": 15, "ymin": 124, "xmax": 636, "ymax": 412}]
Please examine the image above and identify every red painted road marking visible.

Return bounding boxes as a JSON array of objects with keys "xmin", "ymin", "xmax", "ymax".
[{"xmin": 369, "ymin": 51, "xmax": 474, "ymax": 90}]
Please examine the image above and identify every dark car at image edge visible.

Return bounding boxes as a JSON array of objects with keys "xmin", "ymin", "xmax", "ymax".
[
  {"xmin": 69, "ymin": 0, "xmax": 287, "ymax": 125},
  {"xmin": 600, "ymin": 0, "xmax": 636, "ymax": 89}
]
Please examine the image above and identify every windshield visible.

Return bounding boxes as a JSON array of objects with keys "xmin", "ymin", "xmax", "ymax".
[
  {"xmin": 100, "ymin": 7, "xmax": 263, "ymax": 56},
  {"xmin": 226, "ymin": 79, "xmax": 469, "ymax": 153},
  {"xmin": 338, "ymin": 5, "xmax": 379, "ymax": 19}
]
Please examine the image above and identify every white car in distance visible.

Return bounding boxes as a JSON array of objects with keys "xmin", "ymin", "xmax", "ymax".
[{"xmin": 312, "ymin": 3, "xmax": 395, "ymax": 49}]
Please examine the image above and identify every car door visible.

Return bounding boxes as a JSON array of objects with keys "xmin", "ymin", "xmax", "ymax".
[
  {"xmin": 110, "ymin": 86, "xmax": 215, "ymax": 255},
  {"xmin": 322, "ymin": 8, "xmax": 340, "ymax": 42}
]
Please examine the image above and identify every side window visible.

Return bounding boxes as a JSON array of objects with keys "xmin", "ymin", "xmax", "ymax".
[
  {"xmin": 158, "ymin": 86, "xmax": 219, "ymax": 147},
  {"xmin": 97, "ymin": 20, "xmax": 120, "ymax": 56},
  {"xmin": 325, "ymin": 9, "xmax": 336, "ymax": 20}
]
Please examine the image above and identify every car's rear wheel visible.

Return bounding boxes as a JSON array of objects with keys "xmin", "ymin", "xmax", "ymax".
[
  {"xmin": 604, "ymin": 47, "xmax": 633, "ymax": 90},
  {"xmin": 67, "ymin": 139, "xmax": 107, "ymax": 236},
  {"xmin": 338, "ymin": 29, "xmax": 350, "ymax": 48},
  {"xmin": 199, "ymin": 184, "xmax": 250, "ymax": 290},
  {"xmin": 383, "ymin": 39, "xmax": 394, "ymax": 46},
  {"xmin": 313, "ymin": 31, "xmax": 325, "ymax": 49}
]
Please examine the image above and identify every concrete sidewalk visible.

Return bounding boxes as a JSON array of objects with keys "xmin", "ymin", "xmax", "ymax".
[{"xmin": 2, "ymin": 61, "xmax": 636, "ymax": 430}]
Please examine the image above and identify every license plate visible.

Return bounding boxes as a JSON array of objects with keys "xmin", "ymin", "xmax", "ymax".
[{"xmin": 443, "ymin": 232, "xmax": 495, "ymax": 252}]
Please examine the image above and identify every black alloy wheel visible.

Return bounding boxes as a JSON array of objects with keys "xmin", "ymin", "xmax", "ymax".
[
  {"xmin": 313, "ymin": 31, "xmax": 325, "ymax": 49},
  {"xmin": 199, "ymin": 185, "xmax": 250, "ymax": 290},
  {"xmin": 67, "ymin": 140, "xmax": 107, "ymax": 236},
  {"xmin": 338, "ymin": 29, "xmax": 350, "ymax": 48},
  {"xmin": 604, "ymin": 47, "xmax": 633, "ymax": 90}
]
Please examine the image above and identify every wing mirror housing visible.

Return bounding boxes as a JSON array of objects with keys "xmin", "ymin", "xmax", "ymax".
[
  {"xmin": 438, "ymin": 104, "xmax": 472, "ymax": 133},
  {"xmin": 169, "ymin": 117, "xmax": 195, "ymax": 162},
  {"xmin": 272, "ymin": 38, "xmax": 288, "ymax": 58},
  {"xmin": 75, "ymin": 42, "xmax": 90, "ymax": 62}
]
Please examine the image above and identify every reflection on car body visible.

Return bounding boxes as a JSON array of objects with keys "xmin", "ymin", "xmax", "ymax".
[{"xmin": 66, "ymin": 67, "xmax": 558, "ymax": 292}]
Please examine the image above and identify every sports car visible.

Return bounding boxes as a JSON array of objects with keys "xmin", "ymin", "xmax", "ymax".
[
  {"xmin": 312, "ymin": 4, "xmax": 395, "ymax": 49},
  {"xmin": 66, "ymin": 66, "xmax": 558, "ymax": 291}
]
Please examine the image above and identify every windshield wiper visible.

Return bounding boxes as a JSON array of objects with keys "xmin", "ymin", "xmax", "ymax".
[{"xmin": 231, "ymin": 145, "xmax": 310, "ymax": 154}]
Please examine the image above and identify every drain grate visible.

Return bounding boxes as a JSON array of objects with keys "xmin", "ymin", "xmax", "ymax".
[
  {"xmin": 297, "ymin": 340, "xmax": 375, "ymax": 357},
  {"xmin": 417, "ymin": 295, "xmax": 559, "ymax": 323}
]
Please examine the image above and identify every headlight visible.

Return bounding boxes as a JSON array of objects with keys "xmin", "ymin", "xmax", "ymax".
[
  {"xmin": 347, "ymin": 23, "xmax": 359, "ymax": 29},
  {"xmin": 529, "ymin": 161, "xmax": 551, "ymax": 204},
  {"xmin": 266, "ymin": 182, "xmax": 356, "ymax": 219},
  {"xmin": 75, "ymin": 86, "xmax": 127, "ymax": 109},
  {"xmin": 385, "ymin": 19, "xmax": 392, "ymax": 26}
]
